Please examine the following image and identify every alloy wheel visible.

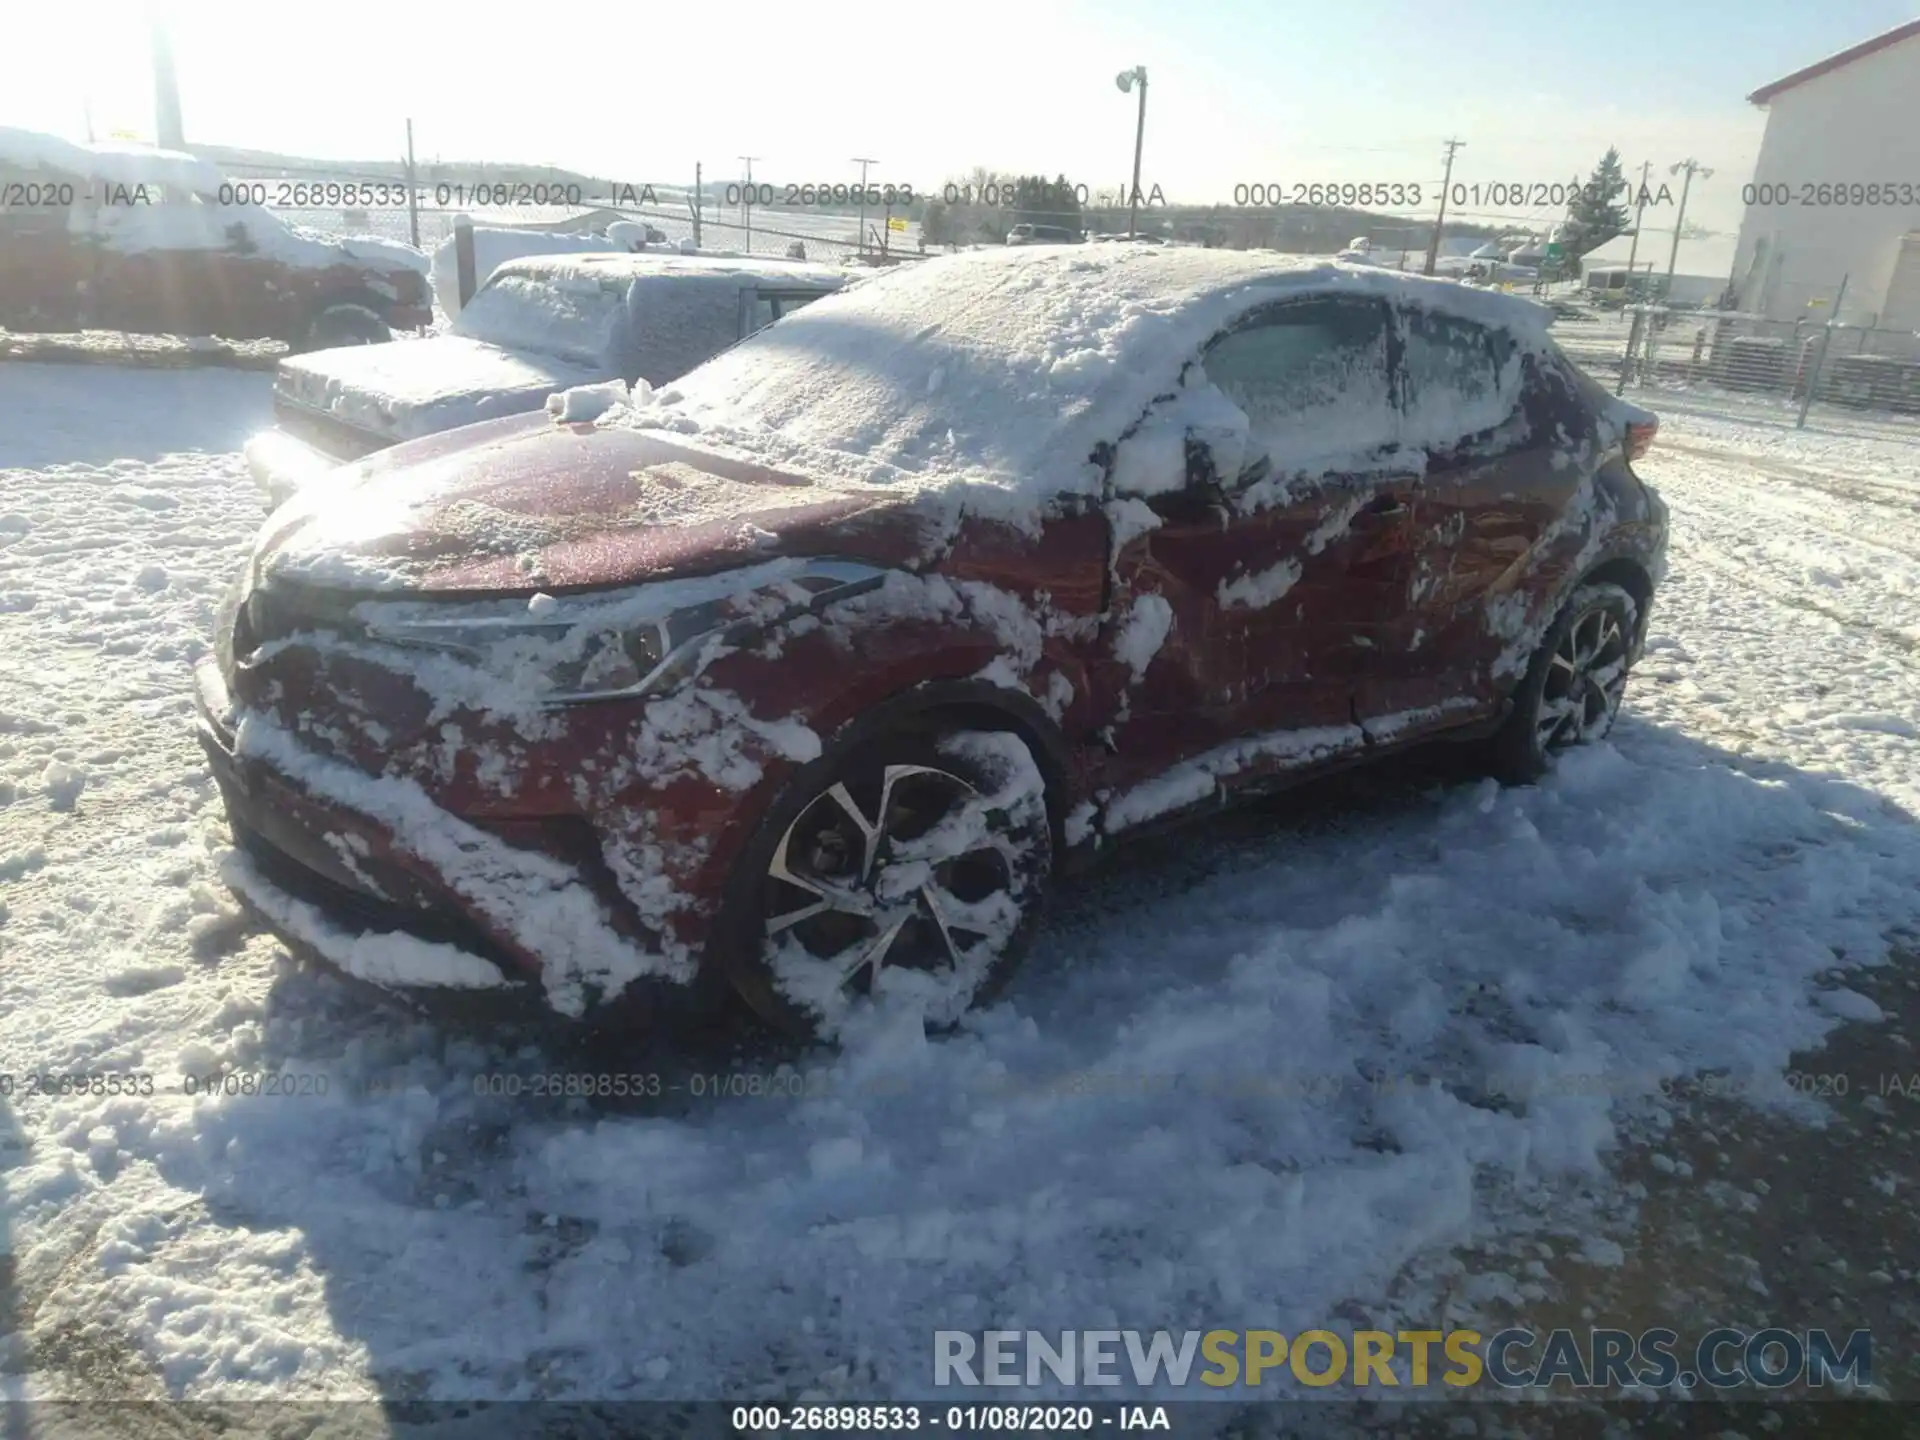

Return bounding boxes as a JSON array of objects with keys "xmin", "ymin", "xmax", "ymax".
[
  {"xmin": 1536, "ymin": 603, "xmax": 1630, "ymax": 751},
  {"xmin": 760, "ymin": 757, "xmax": 1039, "ymax": 1027}
]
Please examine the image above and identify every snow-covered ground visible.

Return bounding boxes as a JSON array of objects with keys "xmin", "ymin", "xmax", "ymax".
[{"xmin": 1, "ymin": 363, "xmax": 1918, "ymax": 1404}]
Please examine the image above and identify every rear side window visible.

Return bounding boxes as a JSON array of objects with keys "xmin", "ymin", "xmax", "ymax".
[
  {"xmin": 773, "ymin": 292, "xmax": 822, "ymax": 320},
  {"xmin": 1201, "ymin": 297, "xmax": 1396, "ymax": 463},
  {"xmin": 1399, "ymin": 307, "xmax": 1521, "ymax": 443}
]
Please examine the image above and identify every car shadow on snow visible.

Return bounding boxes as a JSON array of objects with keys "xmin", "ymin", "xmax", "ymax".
[{"xmin": 138, "ymin": 715, "xmax": 1920, "ymax": 1409}]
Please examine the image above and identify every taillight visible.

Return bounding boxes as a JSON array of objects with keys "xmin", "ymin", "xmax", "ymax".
[{"xmin": 1626, "ymin": 419, "xmax": 1658, "ymax": 462}]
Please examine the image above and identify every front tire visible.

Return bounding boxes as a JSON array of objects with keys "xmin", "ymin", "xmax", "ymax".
[
  {"xmin": 719, "ymin": 727, "xmax": 1053, "ymax": 1040},
  {"xmin": 1488, "ymin": 582, "xmax": 1638, "ymax": 784},
  {"xmin": 301, "ymin": 303, "xmax": 391, "ymax": 352}
]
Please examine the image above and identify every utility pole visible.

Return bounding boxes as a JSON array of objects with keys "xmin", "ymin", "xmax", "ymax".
[
  {"xmin": 1622, "ymin": 159, "xmax": 1652, "ymax": 283},
  {"xmin": 693, "ymin": 162, "xmax": 703, "ymax": 247},
  {"xmin": 151, "ymin": 17, "xmax": 185, "ymax": 149},
  {"xmin": 404, "ymin": 119, "xmax": 420, "ymax": 249},
  {"xmin": 1664, "ymin": 158, "xmax": 1713, "ymax": 300},
  {"xmin": 852, "ymin": 156, "xmax": 878, "ymax": 256},
  {"xmin": 739, "ymin": 155, "xmax": 761, "ymax": 253},
  {"xmin": 1423, "ymin": 139, "xmax": 1465, "ymax": 276}
]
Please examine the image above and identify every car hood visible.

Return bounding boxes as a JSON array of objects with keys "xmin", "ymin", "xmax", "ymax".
[
  {"xmin": 275, "ymin": 336, "xmax": 611, "ymax": 445},
  {"xmin": 250, "ymin": 411, "xmax": 948, "ymax": 596}
]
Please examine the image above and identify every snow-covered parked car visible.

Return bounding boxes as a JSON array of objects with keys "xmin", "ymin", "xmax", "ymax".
[
  {"xmin": 427, "ymin": 220, "xmax": 672, "ymax": 321},
  {"xmin": 0, "ymin": 127, "xmax": 430, "ymax": 349},
  {"xmin": 244, "ymin": 252, "xmax": 852, "ymax": 507},
  {"xmin": 195, "ymin": 245, "xmax": 1667, "ymax": 1037}
]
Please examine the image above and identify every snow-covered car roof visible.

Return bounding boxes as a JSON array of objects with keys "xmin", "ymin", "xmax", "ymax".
[
  {"xmin": 0, "ymin": 125, "xmax": 228, "ymax": 193},
  {"xmin": 598, "ymin": 244, "xmax": 1555, "ymax": 519},
  {"xmin": 488, "ymin": 252, "xmax": 853, "ymax": 291}
]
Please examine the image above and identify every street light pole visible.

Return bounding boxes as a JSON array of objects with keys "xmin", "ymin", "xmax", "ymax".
[
  {"xmin": 1664, "ymin": 158, "xmax": 1713, "ymax": 300},
  {"xmin": 739, "ymin": 155, "xmax": 761, "ymax": 253},
  {"xmin": 852, "ymin": 156, "xmax": 878, "ymax": 255},
  {"xmin": 1115, "ymin": 66, "xmax": 1148, "ymax": 238}
]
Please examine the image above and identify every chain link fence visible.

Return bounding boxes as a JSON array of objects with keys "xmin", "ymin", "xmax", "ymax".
[{"xmin": 1546, "ymin": 280, "xmax": 1920, "ymax": 433}]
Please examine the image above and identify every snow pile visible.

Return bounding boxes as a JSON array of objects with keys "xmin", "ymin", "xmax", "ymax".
[
  {"xmin": 546, "ymin": 378, "xmax": 631, "ymax": 424},
  {"xmin": 598, "ymin": 246, "xmax": 1553, "ymax": 525}
]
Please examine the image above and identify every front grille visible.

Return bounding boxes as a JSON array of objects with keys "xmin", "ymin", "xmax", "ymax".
[{"xmin": 271, "ymin": 398, "xmax": 391, "ymax": 461}]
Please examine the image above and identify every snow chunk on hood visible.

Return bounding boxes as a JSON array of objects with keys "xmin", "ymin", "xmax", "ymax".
[{"xmin": 546, "ymin": 378, "xmax": 633, "ymax": 424}]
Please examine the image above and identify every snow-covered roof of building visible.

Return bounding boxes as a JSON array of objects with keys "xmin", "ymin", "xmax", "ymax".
[
  {"xmin": 1748, "ymin": 17, "xmax": 1920, "ymax": 104},
  {"xmin": 0, "ymin": 125, "xmax": 228, "ymax": 193},
  {"xmin": 599, "ymin": 243, "xmax": 1553, "ymax": 519},
  {"xmin": 492, "ymin": 252, "xmax": 852, "ymax": 290}
]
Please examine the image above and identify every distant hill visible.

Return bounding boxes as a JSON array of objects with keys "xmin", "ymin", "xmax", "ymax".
[{"xmin": 191, "ymin": 142, "xmax": 607, "ymax": 193}]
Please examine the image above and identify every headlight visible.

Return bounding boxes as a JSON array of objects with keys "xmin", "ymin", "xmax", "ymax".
[{"xmin": 354, "ymin": 558, "xmax": 884, "ymax": 704}]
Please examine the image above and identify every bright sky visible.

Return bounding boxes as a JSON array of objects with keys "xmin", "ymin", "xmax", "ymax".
[{"xmin": 7, "ymin": 0, "xmax": 1917, "ymax": 269}]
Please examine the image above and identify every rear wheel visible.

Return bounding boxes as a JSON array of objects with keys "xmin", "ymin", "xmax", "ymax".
[
  {"xmin": 1488, "ymin": 582, "xmax": 1638, "ymax": 784},
  {"xmin": 722, "ymin": 727, "xmax": 1052, "ymax": 1040},
  {"xmin": 301, "ymin": 303, "xmax": 391, "ymax": 352}
]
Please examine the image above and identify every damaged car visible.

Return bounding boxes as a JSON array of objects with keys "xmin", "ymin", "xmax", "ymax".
[
  {"xmin": 0, "ymin": 127, "xmax": 430, "ymax": 351},
  {"xmin": 196, "ymin": 245, "xmax": 1666, "ymax": 1038},
  {"xmin": 245, "ymin": 252, "xmax": 852, "ymax": 508}
]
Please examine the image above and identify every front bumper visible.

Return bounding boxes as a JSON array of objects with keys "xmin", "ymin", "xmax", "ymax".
[{"xmin": 193, "ymin": 660, "xmax": 694, "ymax": 1023}]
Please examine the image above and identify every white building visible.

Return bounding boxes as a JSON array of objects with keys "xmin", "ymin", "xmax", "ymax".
[{"xmin": 1729, "ymin": 18, "xmax": 1920, "ymax": 326}]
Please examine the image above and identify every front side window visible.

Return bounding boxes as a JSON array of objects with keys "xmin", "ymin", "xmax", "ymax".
[{"xmin": 1200, "ymin": 297, "xmax": 1396, "ymax": 469}]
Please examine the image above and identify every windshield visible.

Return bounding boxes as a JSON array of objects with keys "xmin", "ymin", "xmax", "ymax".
[{"xmin": 451, "ymin": 271, "xmax": 630, "ymax": 367}]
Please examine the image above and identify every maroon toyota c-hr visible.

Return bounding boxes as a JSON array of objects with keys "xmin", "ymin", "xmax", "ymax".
[{"xmin": 196, "ymin": 245, "xmax": 1666, "ymax": 1038}]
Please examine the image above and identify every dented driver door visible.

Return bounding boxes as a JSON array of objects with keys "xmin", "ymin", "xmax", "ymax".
[{"xmin": 1091, "ymin": 294, "xmax": 1419, "ymax": 797}]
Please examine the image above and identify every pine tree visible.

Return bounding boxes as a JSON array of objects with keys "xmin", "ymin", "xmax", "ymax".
[{"xmin": 1561, "ymin": 148, "xmax": 1632, "ymax": 265}]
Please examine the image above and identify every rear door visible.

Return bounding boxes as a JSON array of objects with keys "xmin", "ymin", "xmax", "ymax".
[{"xmin": 1390, "ymin": 303, "xmax": 1575, "ymax": 713}]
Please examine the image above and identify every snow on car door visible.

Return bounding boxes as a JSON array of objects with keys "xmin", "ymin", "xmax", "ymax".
[
  {"xmin": 1200, "ymin": 296, "xmax": 1426, "ymax": 742},
  {"xmin": 1392, "ymin": 304, "xmax": 1570, "ymax": 714},
  {"xmin": 1095, "ymin": 295, "xmax": 1416, "ymax": 791}
]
